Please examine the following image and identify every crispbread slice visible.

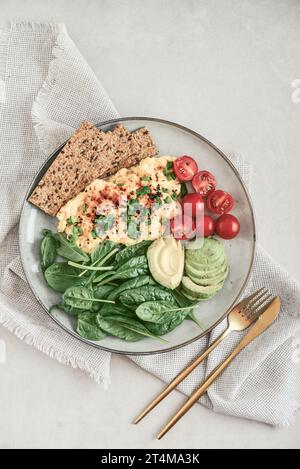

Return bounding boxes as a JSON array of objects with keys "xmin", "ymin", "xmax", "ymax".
[
  {"xmin": 28, "ymin": 121, "xmax": 112, "ymax": 216},
  {"xmin": 122, "ymin": 127, "xmax": 157, "ymax": 168},
  {"xmin": 28, "ymin": 121, "xmax": 158, "ymax": 216}
]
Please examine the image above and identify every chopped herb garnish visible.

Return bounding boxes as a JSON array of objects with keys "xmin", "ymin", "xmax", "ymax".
[
  {"xmin": 167, "ymin": 172, "xmax": 176, "ymax": 181},
  {"xmin": 91, "ymin": 229, "xmax": 98, "ymax": 239},
  {"xmin": 166, "ymin": 161, "xmax": 174, "ymax": 170},
  {"xmin": 82, "ymin": 204, "xmax": 88, "ymax": 213},
  {"xmin": 136, "ymin": 186, "xmax": 151, "ymax": 196},
  {"xmin": 129, "ymin": 198, "xmax": 138, "ymax": 205},
  {"xmin": 164, "ymin": 195, "xmax": 172, "ymax": 204},
  {"xmin": 66, "ymin": 216, "xmax": 78, "ymax": 225},
  {"xmin": 72, "ymin": 225, "xmax": 83, "ymax": 236},
  {"xmin": 103, "ymin": 215, "xmax": 115, "ymax": 231},
  {"xmin": 162, "ymin": 187, "xmax": 169, "ymax": 193},
  {"xmin": 68, "ymin": 235, "xmax": 77, "ymax": 243},
  {"xmin": 127, "ymin": 221, "xmax": 140, "ymax": 239},
  {"xmin": 142, "ymin": 176, "xmax": 151, "ymax": 181},
  {"xmin": 179, "ymin": 182, "xmax": 188, "ymax": 198},
  {"xmin": 171, "ymin": 191, "xmax": 178, "ymax": 200},
  {"xmin": 155, "ymin": 196, "xmax": 162, "ymax": 205}
]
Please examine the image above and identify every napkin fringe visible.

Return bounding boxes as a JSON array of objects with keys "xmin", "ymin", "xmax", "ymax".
[
  {"xmin": 10, "ymin": 21, "xmax": 65, "ymax": 34},
  {"xmin": 31, "ymin": 25, "xmax": 74, "ymax": 155},
  {"xmin": 0, "ymin": 29, "xmax": 9, "ymax": 80},
  {"xmin": 0, "ymin": 310, "xmax": 110, "ymax": 388}
]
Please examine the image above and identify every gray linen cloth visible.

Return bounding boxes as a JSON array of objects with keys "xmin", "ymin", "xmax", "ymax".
[{"xmin": 0, "ymin": 22, "xmax": 299, "ymax": 426}]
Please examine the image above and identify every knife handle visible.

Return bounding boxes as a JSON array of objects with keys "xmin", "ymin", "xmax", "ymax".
[
  {"xmin": 157, "ymin": 343, "xmax": 243, "ymax": 439},
  {"xmin": 157, "ymin": 296, "xmax": 281, "ymax": 440},
  {"xmin": 133, "ymin": 326, "xmax": 231, "ymax": 424}
]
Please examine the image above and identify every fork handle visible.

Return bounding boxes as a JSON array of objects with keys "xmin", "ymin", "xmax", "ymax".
[
  {"xmin": 133, "ymin": 325, "xmax": 231, "ymax": 424},
  {"xmin": 157, "ymin": 342, "xmax": 245, "ymax": 439}
]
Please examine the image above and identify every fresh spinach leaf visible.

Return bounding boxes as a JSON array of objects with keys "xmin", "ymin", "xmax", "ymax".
[
  {"xmin": 77, "ymin": 312, "xmax": 107, "ymax": 340},
  {"xmin": 40, "ymin": 233, "xmax": 57, "ymax": 271},
  {"xmin": 96, "ymin": 315, "xmax": 144, "ymax": 342},
  {"xmin": 68, "ymin": 261, "xmax": 114, "ymax": 272},
  {"xmin": 115, "ymin": 255, "xmax": 148, "ymax": 278},
  {"xmin": 97, "ymin": 314, "xmax": 166, "ymax": 342},
  {"xmin": 63, "ymin": 286, "xmax": 115, "ymax": 310},
  {"xmin": 44, "ymin": 263, "xmax": 81, "ymax": 293},
  {"xmin": 100, "ymin": 255, "xmax": 149, "ymax": 285},
  {"xmin": 90, "ymin": 240, "xmax": 119, "ymax": 264},
  {"xmin": 136, "ymin": 301, "xmax": 191, "ymax": 324},
  {"xmin": 93, "ymin": 285, "xmax": 116, "ymax": 299},
  {"xmin": 106, "ymin": 275, "xmax": 153, "ymax": 301},
  {"xmin": 173, "ymin": 289, "xmax": 202, "ymax": 328},
  {"xmin": 50, "ymin": 302, "xmax": 85, "ymax": 316},
  {"xmin": 118, "ymin": 285, "xmax": 175, "ymax": 306},
  {"xmin": 55, "ymin": 233, "xmax": 89, "ymax": 263},
  {"xmin": 144, "ymin": 309, "xmax": 188, "ymax": 336},
  {"xmin": 100, "ymin": 303, "xmax": 136, "ymax": 318},
  {"xmin": 93, "ymin": 270, "xmax": 117, "ymax": 284},
  {"xmin": 114, "ymin": 241, "xmax": 152, "ymax": 266}
]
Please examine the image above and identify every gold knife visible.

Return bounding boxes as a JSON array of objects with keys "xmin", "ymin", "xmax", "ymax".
[{"xmin": 157, "ymin": 296, "xmax": 281, "ymax": 439}]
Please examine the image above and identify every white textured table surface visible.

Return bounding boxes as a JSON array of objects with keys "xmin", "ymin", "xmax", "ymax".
[{"xmin": 1, "ymin": 0, "xmax": 300, "ymax": 449}]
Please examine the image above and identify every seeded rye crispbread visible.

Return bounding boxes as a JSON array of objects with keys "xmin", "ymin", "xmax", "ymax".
[{"xmin": 28, "ymin": 121, "xmax": 157, "ymax": 216}]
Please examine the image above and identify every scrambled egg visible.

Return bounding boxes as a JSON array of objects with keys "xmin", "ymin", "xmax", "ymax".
[{"xmin": 57, "ymin": 157, "xmax": 182, "ymax": 253}]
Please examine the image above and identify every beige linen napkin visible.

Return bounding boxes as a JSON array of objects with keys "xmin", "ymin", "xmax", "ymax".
[{"xmin": 0, "ymin": 22, "xmax": 299, "ymax": 425}]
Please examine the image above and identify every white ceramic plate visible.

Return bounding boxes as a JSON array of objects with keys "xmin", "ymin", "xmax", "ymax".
[{"xmin": 19, "ymin": 117, "xmax": 256, "ymax": 355}]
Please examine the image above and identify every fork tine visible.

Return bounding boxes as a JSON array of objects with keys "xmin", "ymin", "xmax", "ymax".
[
  {"xmin": 245, "ymin": 292, "xmax": 272, "ymax": 316},
  {"xmin": 245, "ymin": 293, "xmax": 273, "ymax": 319},
  {"xmin": 246, "ymin": 296, "xmax": 276, "ymax": 322},
  {"xmin": 243, "ymin": 289, "xmax": 269, "ymax": 313},
  {"xmin": 237, "ymin": 288, "xmax": 265, "ymax": 310}
]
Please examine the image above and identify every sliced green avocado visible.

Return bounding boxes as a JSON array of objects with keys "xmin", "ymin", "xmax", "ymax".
[
  {"xmin": 186, "ymin": 238, "xmax": 225, "ymax": 265},
  {"xmin": 186, "ymin": 252, "xmax": 226, "ymax": 271},
  {"xmin": 185, "ymin": 257, "xmax": 228, "ymax": 279},
  {"xmin": 181, "ymin": 276, "xmax": 223, "ymax": 299},
  {"xmin": 188, "ymin": 266, "xmax": 229, "ymax": 286},
  {"xmin": 181, "ymin": 290, "xmax": 213, "ymax": 302}
]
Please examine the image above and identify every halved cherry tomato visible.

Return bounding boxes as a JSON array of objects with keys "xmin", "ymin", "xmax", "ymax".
[
  {"xmin": 173, "ymin": 156, "xmax": 198, "ymax": 182},
  {"xmin": 181, "ymin": 193, "xmax": 204, "ymax": 219},
  {"xmin": 215, "ymin": 214, "xmax": 240, "ymax": 239},
  {"xmin": 192, "ymin": 170, "xmax": 216, "ymax": 197},
  {"xmin": 206, "ymin": 190, "xmax": 235, "ymax": 215},
  {"xmin": 170, "ymin": 214, "xmax": 196, "ymax": 240}
]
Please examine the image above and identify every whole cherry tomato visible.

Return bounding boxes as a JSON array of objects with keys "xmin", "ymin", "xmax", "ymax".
[{"xmin": 215, "ymin": 214, "xmax": 240, "ymax": 239}]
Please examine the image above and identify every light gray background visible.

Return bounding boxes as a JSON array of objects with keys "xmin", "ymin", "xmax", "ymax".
[{"xmin": 0, "ymin": 0, "xmax": 300, "ymax": 449}]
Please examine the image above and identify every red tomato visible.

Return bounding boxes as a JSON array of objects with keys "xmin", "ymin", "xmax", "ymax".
[
  {"xmin": 206, "ymin": 190, "xmax": 235, "ymax": 215},
  {"xmin": 215, "ymin": 214, "xmax": 240, "ymax": 239},
  {"xmin": 203, "ymin": 215, "xmax": 215, "ymax": 237},
  {"xmin": 192, "ymin": 170, "xmax": 216, "ymax": 197},
  {"xmin": 173, "ymin": 156, "xmax": 198, "ymax": 182},
  {"xmin": 195, "ymin": 214, "xmax": 215, "ymax": 237},
  {"xmin": 170, "ymin": 214, "xmax": 196, "ymax": 240},
  {"xmin": 181, "ymin": 193, "xmax": 204, "ymax": 219}
]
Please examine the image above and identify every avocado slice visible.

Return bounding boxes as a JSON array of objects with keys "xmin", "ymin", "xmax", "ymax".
[
  {"xmin": 185, "ymin": 257, "xmax": 228, "ymax": 278},
  {"xmin": 181, "ymin": 276, "xmax": 223, "ymax": 299},
  {"xmin": 186, "ymin": 238, "xmax": 225, "ymax": 265},
  {"xmin": 181, "ymin": 290, "xmax": 214, "ymax": 302},
  {"xmin": 187, "ymin": 265, "xmax": 229, "ymax": 286}
]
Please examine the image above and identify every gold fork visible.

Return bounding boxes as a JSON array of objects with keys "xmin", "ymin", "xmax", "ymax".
[
  {"xmin": 157, "ymin": 295, "xmax": 280, "ymax": 439},
  {"xmin": 134, "ymin": 288, "xmax": 272, "ymax": 424}
]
